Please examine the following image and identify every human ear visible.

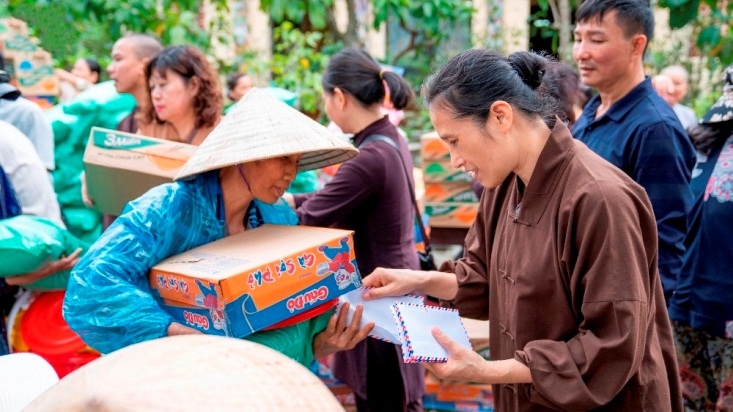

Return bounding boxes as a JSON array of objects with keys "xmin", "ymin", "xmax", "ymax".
[
  {"xmin": 188, "ymin": 76, "xmax": 201, "ymax": 95},
  {"xmin": 631, "ymin": 34, "xmax": 647, "ymax": 57},
  {"xmin": 488, "ymin": 101, "xmax": 513, "ymax": 133},
  {"xmin": 333, "ymin": 87, "xmax": 347, "ymax": 109}
]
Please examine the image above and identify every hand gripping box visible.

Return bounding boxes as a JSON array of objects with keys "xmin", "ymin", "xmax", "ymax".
[
  {"xmin": 83, "ymin": 127, "xmax": 197, "ymax": 215},
  {"xmin": 150, "ymin": 225, "xmax": 363, "ymax": 338}
]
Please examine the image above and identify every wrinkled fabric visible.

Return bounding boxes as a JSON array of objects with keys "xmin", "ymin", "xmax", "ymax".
[
  {"xmin": 443, "ymin": 122, "xmax": 682, "ymax": 411},
  {"xmin": 64, "ymin": 170, "xmax": 326, "ymax": 366}
]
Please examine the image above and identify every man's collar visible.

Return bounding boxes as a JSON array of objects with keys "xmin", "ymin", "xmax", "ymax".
[{"xmin": 598, "ymin": 77, "xmax": 654, "ymax": 123}]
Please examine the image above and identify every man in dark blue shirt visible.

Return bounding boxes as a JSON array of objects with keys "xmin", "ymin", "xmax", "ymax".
[{"xmin": 572, "ymin": 0, "xmax": 695, "ymax": 303}]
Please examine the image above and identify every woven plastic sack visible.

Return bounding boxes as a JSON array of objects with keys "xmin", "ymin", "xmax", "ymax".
[{"xmin": 0, "ymin": 215, "xmax": 89, "ymax": 290}]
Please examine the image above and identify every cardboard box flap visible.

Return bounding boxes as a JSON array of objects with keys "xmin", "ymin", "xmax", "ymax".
[{"xmin": 87, "ymin": 127, "xmax": 195, "ymax": 167}]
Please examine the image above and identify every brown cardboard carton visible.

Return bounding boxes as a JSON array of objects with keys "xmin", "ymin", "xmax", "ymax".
[
  {"xmin": 149, "ymin": 225, "xmax": 362, "ymax": 338},
  {"xmin": 420, "ymin": 131, "xmax": 451, "ymax": 161},
  {"xmin": 424, "ymin": 182, "xmax": 479, "ymax": 203},
  {"xmin": 426, "ymin": 202, "xmax": 479, "ymax": 228},
  {"xmin": 83, "ymin": 127, "xmax": 197, "ymax": 215}
]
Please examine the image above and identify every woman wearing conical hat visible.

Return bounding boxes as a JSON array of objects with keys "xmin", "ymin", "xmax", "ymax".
[{"xmin": 63, "ymin": 89, "xmax": 372, "ymax": 364}]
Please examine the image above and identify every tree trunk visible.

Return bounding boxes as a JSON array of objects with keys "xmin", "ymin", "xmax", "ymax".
[{"xmin": 556, "ymin": 0, "xmax": 573, "ymax": 63}]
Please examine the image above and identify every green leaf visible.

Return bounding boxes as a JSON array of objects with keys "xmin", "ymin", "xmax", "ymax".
[
  {"xmin": 697, "ymin": 25, "xmax": 721, "ymax": 49},
  {"xmin": 308, "ymin": 1, "xmax": 326, "ymax": 29},
  {"xmin": 668, "ymin": 0, "xmax": 699, "ymax": 28},
  {"xmin": 168, "ymin": 25, "xmax": 187, "ymax": 45}
]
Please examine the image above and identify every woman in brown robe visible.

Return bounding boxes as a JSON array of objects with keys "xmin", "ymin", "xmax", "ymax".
[{"xmin": 363, "ymin": 49, "xmax": 683, "ymax": 411}]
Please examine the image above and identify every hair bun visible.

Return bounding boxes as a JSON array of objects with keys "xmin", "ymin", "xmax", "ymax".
[{"xmin": 507, "ymin": 52, "xmax": 547, "ymax": 90}]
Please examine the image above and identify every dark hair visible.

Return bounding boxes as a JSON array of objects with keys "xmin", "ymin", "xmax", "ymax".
[
  {"xmin": 688, "ymin": 122, "xmax": 733, "ymax": 156},
  {"xmin": 142, "ymin": 45, "xmax": 222, "ymax": 129},
  {"xmin": 83, "ymin": 58, "xmax": 102, "ymax": 84},
  {"xmin": 423, "ymin": 49, "xmax": 558, "ymax": 129},
  {"xmin": 322, "ymin": 48, "xmax": 413, "ymax": 110},
  {"xmin": 543, "ymin": 62, "xmax": 590, "ymax": 126},
  {"xmin": 226, "ymin": 72, "xmax": 247, "ymax": 100},
  {"xmin": 576, "ymin": 0, "xmax": 654, "ymax": 52}
]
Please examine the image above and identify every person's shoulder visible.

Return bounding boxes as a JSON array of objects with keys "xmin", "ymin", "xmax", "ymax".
[{"xmin": 568, "ymin": 141, "xmax": 647, "ymax": 196}]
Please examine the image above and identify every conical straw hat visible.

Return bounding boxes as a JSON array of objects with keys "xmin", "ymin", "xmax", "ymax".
[
  {"xmin": 176, "ymin": 88, "xmax": 358, "ymax": 180},
  {"xmin": 0, "ymin": 353, "xmax": 58, "ymax": 412},
  {"xmin": 25, "ymin": 335, "xmax": 345, "ymax": 411}
]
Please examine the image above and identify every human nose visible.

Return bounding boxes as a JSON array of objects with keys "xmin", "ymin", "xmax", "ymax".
[
  {"xmin": 573, "ymin": 41, "xmax": 587, "ymax": 62},
  {"xmin": 449, "ymin": 151, "xmax": 464, "ymax": 170},
  {"xmin": 284, "ymin": 158, "xmax": 298, "ymax": 181},
  {"xmin": 150, "ymin": 85, "xmax": 161, "ymax": 100}
]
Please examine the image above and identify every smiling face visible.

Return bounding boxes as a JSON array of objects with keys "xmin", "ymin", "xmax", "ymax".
[
  {"xmin": 429, "ymin": 102, "xmax": 518, "ymax": 189},
  {"xmin": 149, "ymin": 69, "xmax": 197, "ymax": 123},
  {"xmin": 108, "ymin": 39, "xmax": 146, "ymax": 94},
  {"xmin": 239, "ymin": 155, "xmax": 301, "ymax": 203},
  {"xmin": 573, "ymin": 10, "xmax": 643, "ymax": 92}
]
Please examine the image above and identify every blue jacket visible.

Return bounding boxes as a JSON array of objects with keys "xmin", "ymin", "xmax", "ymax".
[{"xmin": 64, "ymin": 171, "xmax": 329, "ymax": 364}]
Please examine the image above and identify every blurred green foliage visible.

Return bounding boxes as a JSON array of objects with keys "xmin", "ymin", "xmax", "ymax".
[{"xmin": 3, "ymin": 0, "xmax": 230, "ymax": 71}]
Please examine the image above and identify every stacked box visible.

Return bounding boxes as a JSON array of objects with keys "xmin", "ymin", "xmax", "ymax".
[
  {"xmin": 0, "ymin": 18, "xmax": 59, "ymax": 98},
  {"xmin": 420, "ymin": 132, "xmax": 479, "ymax": 229},
  {"xmin": 150, "ymin": 225, "xmax": 363, "ymax": 338},
  {"xmin": 424, "ymin": 318, "xmax": 493, "ymax": 412}
]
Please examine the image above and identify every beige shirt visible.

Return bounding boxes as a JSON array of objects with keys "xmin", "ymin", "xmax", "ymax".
[{"xmin": 443, "ymin": 122, "xmax": 682, "ymax": 411}]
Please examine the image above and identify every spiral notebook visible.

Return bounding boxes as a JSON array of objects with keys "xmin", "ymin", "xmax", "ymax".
[
  {"xmin": 338, "ymin": 288, "xmax": 424, "ymax": 344},
  {"xmin": 390, "ymin": 302, "xmax": 472, "ymax": 363}
]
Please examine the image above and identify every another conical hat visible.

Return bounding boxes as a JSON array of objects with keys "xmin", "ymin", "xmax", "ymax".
[
  {"xmin": 0, "ymin": 353, "xmax": 58, "ymax": 412},
  {"xmin": 25, "ymin": 335, "xmax": 345, "ymax": 411},
  {"xmin": 175, "ymin": 88, "xmax": 357, "ymax": 180}
]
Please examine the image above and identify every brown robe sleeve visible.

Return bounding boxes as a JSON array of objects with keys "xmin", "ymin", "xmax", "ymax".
[{"xmin": 514, "ymin": 179, "xmax": 658, "ymax": 410}]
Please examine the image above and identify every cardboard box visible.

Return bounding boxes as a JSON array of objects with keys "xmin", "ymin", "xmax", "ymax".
[
  {"xmin": 0, "ymin": 18, "xmax": 29, "ymax": 38},
  {"xmin": 420, "ymin": 131, "xmax": 451, "ymax": 161},
  {"xmin": 424, "ymin": 182, "xmax": 479, "ymax": 203},
  {"xmin": 10, "ymin": 51, "xmax": 59, "ymax": 96},
  {"xmin": 426, "ymin": 203, "xmax": 479, "ymax": 228},
  {"xmin": 423, "ymin": 159, "xmax": 473, "ymax": 183},
  {"xmin": 150, "ymin": 225, "xmax": 363, "ymax": 337},
  {"xmin": 83, "ymin": 127, "xmax": 197, "ymax": 215}
]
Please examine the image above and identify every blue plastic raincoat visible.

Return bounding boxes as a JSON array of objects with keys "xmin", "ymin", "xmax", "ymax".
[{"xmin": 63, "ymin": 171, "xmax": 331, "ymax": 365}]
